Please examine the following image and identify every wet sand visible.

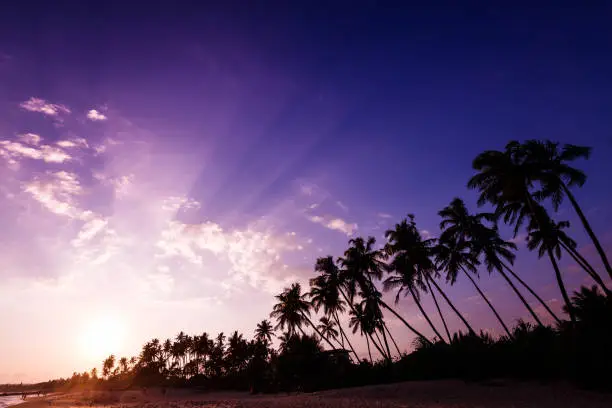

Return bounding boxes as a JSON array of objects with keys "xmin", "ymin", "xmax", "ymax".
[{"xmin": 13, "ymin": 380, "xmax": 612, "ymax": 408}]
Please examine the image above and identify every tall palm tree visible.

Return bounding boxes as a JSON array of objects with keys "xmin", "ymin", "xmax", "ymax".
[
  {"xmin": 317, "ymin": 316, "xmax": 340, "ymax": 345},
  {"xmin": 309, "ymin": 268, "xmax": 360, "ymax": 361},
  {"xmin": 526, "ymin": 207, "xmax": 576, "ymax": 323},
  {"xmin": 384, "ymin": 216, "xmax": 445, "ymax": 343},
  {"xmin": 270, "ymin": 283, "xmax": 337, "ymax": 349},
  {"xmin": 521, "ymin": 140, "xmax": 612, "ymax": 280},
  {"xmin": 339, "ymin": 237, "xmax": 432, "ymax": 347},
  {"xmin": 348, "ymin": 302, "xmax": 386, "ymax": 362},
  {"xmin": 435, "ymin": 237, "xmax": 513, "ymax": 338},
  {"xmin": 254, "ymin": 320, "xmax": 274, "ymax": 344},
  {"xmin": 440, "ymin": 197, "xmax": 548, "ymax": 326}
]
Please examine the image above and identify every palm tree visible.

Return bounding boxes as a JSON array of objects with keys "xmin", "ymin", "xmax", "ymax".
[
  {"xmin": 270, "ymin": 282, "xmax": 337, "ymax": 349},
  {"xmin": 521, "ymin": 140, "xmax": 612, "ymax": 280},
  {"xmin": 317, "ymin": 317, "xmax": 340, "ymax": 345},
  {"xmin": 526, "ymin": 207, "xmax": 576, "ymax": 323},
  {"xmin": 435, "ymin": 236, "xmax": 513, "ymax": 338},
  {"xmin": 102, "ymin": 355, "xmax": 115, "ymax": 379},
  {"xmin": 309, "ymin": 267, "xmax": 360, "ymax": 361},
  {"xmin": 384, "ymin": 216, "xmax": 445, "ymax": 342},
  {"xmin": 254, "ymin": 320, "xmax": 274, "ymax": 344},
  {"xmin": 348, "ymin": 302, "xmax": 386, "ymax": 362},
  {"xmin": 340, "ymin": 237, "xmax": 432, "ymax": 347},
  {"xmin": 440, "ymin": 197, "xmax": 549, "ymax": 326}
]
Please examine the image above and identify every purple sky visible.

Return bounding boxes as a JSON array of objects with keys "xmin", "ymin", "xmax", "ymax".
[{"xmin": 1, "ymin": 1, "xmax": 611, "ymax": 383}]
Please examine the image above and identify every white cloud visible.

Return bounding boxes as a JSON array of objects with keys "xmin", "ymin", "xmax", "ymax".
[
  {"xmin": 0, "ymin": 139, "xmax": 71, "ymax": 164},
  {"xmin": 161, "ymin": 196, "xmax": 201, "ymax": 212},
  {"xmin": 56, "ymin": 138, "xmax": 88, "ymax": 148},
  {"xmin": 307, "ymin": 214, "xmax": 357, "ymax": 236},
  {"xmin": 377, "ymin": 212, "xmax": 392, "ymax": 219},
  {"xmin": 17, "ymin": 133, "xmax": 42, "ymax": 145},
  {"xmin": 86, "ymin": 109, "xmax": 107, "ymax": 121},
  {"xmin": 156, "ymin": 221, "xmax": 304, "ymax": 292},
  {"xmin": 23, "ymin": 171, "xmax": 83, "ymax": 218},
  {"xmin": 336, "ymin": 201, "xmax": 348, "ymax": 212},
  {"xmin": 19, "ymin": 97, "xmax": 70, "ymax": 116}
]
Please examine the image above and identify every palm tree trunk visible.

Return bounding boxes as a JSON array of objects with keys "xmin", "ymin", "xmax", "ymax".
[
  {"xmin": 426, "ymin": 276, "xmax": 452, "ymax": 342},
  {"xmin": 332, "ymin": 312, "xmax": 360, "ymax": 362},
  {"xmin": 460, "ymin": 266, "xmax": 513, "ymax": 338},
  {"xmin": 301, "ymin": 314, "xmax": 337, "ymax": 350},
  {"xmin": 501, "ymin": 261, "xmax": 562, "ymax": 325},
  {"xmin": 378, "ymin": 299, "xmax": 433, "ymax": 345},
  {"xmin": 408, "ymin": 285, "xmax": 446, "ymax": 343},
  {"xmin": 560, "ymin": 241, "xmax": 611, "ymax": 294},
  {"xmin": 365, "ymin": 335, "xmax": 372, "ymax": 362},
  {"xmin": 428, "ymin": 277, "xmax": 475, "ymax": 335},
  {"xmin": 495, "ymin": 266, "xmax": 544, "ymax": 327},
  {"xmin": 368, "ymin": 330, "xmax": 389, "ymax": 360},
  {"xmin": 373, "ymin": 330, "xmax": 391, "ymax": 360},
  {"xmin": 384, "ymin": 323, "xmax": 402, "ymax": 356},
  {"xmin": 563, "ymin": 184, "xmax": 612, "ymax": 280},
  {"xmin": 547, "ymin": 248, "xmax": 575, "ymax": 324},
  {"xmin": 379, "ymin": 323, "xmax": 393, "ymax": 361}
]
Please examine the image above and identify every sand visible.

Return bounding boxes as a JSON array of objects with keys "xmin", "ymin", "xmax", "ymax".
[{"xmin": 13, "ymin": 380, "xmax": 612, "ymax": 408}]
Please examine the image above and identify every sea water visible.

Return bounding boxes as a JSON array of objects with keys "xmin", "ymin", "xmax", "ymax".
[{"xmin": 0, "ymin": 396, "xmax": 24, "ymax": 408}]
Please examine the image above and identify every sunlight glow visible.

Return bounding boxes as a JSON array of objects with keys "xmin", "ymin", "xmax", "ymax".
[{"xmin": 78, "ymin": 315, "xmax": 125, "ymax": 362}]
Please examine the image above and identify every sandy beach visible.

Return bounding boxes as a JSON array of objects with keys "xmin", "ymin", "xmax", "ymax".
[{"xmin": 13, "ymin": 381, "xmax": 612, "ymax": 408}]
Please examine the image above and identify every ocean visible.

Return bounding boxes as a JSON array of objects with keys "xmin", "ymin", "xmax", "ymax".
[{"xmin": 0, "ymin": 396, "xmax": 23, "ymax": 408}]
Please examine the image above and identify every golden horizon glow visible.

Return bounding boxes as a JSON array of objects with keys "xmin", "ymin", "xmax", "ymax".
[{"xmin": 78, "ymin": 315, "xmax": 126, "ymax": 363}]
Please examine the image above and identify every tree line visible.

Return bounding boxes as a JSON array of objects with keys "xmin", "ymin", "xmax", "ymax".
[{"xmin": 59, "ymin": 140, "xmax": 612, "ymax": 392}]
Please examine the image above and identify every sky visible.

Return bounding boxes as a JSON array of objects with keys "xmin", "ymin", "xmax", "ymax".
[{"xmin": 1, "ymin": 1, "xmax": 611, "ymax": 383}]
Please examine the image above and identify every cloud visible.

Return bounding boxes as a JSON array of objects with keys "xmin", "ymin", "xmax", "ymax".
[
  {"xmin": 377, "ymin": 212, "xmax": 392, "ymax": 219},
  {"xmin": 86, "ymin": 109, "xmax": 107, "ymax": 121},
  {"xmin": 336, "ymin": 201, "xmax": 348, "ymax": 212},
  {"xmin": 56, "ymin": 138, "xmax": 88, "ymax": 149},
  {"xmin": 307, "ymin": 214, "xmax": 357, "ymax": 236},
  {"xmin": 19, "ymin": 97, "xmax": 70, "ymax": 116},
  {"xmin": 23, "ymin": 171, "xmax": 83, "ymax": 218},
  {"xmin": 0, "ymin": 139, "xmax": 71, "ymax": 164},
  {"xmin": 156, "ymin": 220, "xmax": 305, "ymax": 292},
  {"xmin": 161, "ymin": 196, "xmax": 201, "ymax": 212},
  {"xmin": 420, "ymin": 229, "xmax": 432, "ymax": 239}
]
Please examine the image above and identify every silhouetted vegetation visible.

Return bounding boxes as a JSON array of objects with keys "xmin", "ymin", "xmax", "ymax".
[{"xmin": 18, "ymin": 140, "xmax": 612, "ymax": 393}]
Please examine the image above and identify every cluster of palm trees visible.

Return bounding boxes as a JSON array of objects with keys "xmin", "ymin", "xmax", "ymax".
[
  {"xmin": 268, "ymin": 139, "xmax": 610, "ymax": 362},
  {"xmin": 91, "ymin": 139, "xmax": 609, "ymax": 382}
]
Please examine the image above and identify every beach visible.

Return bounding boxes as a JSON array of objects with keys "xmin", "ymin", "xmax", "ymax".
[{"xmin": 12, "ymin": 381, "xmax": 612, "ymax": 408}]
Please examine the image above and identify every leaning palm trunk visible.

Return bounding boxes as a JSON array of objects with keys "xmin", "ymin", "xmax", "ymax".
[
  {"xmin": 562, "ymin": 184, "xmax": 612, "ymax": 280},
  {"xmin": 546, "ymin": 248, "xmax": 575, "ymax": 324},
  {"xmin": 379, "ymin": 323, "xmax": 393, "ymax": 361},
  {"xmin": 408, "ymin": 285, "xmax": 446, "ymax": 343},
  {"xmin": 378, "ymin": 299, "xmax": 433, "ymax": 345},
  {"xmin": 368, "ymin": 329, "xmax": 389, "ymax": 360},
  {"xmin": 365, "ymin": 335, "xmax": 373, "ymax": 362},
  {"xmin": 428, "ymin": 276, "xmax": 476, "ymax": 335},
  {"xmin": 495, "ymin": 266, "xmax": 544, "ymax": 327},
  {"xmin": 461, "ymin": 266, "xmax": 513, "ymax": 338},
  {"xmin": 332, "ymin": 312, "xmax": 360, "ymax": 362},
  {"xmin": 384, "ymin": 323, "xmax": 402, "ymax": 356},
  {"xmin": 373, "ymin": 330, "xmax": 391, "ymax": 360},
  {"xmin": 559, "ymin": 241, "xmax": 611, "ymax": 294},
  {"xmin": 501, "ymin": 261, "xmax": 562, "ymax": 325},
  {"xmin": 425, "ymin": 276, "xmax": 452, "ymax": 342}
]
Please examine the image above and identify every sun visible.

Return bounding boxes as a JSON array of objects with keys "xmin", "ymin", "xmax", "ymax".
[{"xmin": 79, "ymin": 316, "xmax": 125, "ymax": 362}]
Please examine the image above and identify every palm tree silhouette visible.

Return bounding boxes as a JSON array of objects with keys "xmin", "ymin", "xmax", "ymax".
[
  {"xmin": 521, "ymin": 140, "xmax": 612, "ymax": 280},
  {"xmin": 440, "ymin": 197, "xmax": 550, "ymax": 326},
  {"xmin": 270, "ymin": 282, "xmax": 337, "ymax": 350},
  {"xmin": 348, "ymin": 302, "xmax": 385, "ymax": 362},
  {"xmin": 384, "ymin": 216, "xmax": 446, "ymax": 343},
  {"xmin": 255, "ymin": 320, "xmax": 274, "ymax": 344},
  {"xmin": 316, "ymin": 317, "xmax": 340, "ymax": 345},
  {"xmin": 340, "ymin": 236, "xmax": 432, "ymax": 349},
  {"xmin": 309, "ymin": 266, "xmax": 360, "ymax": 361},
  {"xmin": 526, "ymin": 206, "xmax": 576, "ymax": 323},
  {"xmin": 435, "ymin": 233, "xmax": 513, "ymax": 338}
]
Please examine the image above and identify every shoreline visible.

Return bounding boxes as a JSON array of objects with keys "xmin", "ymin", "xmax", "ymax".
[{"xmin": 8, "ymin": 380, "xmax": 612, "ymax": 408}]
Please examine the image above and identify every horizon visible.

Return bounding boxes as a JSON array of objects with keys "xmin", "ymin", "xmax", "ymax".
[{"xmin": 1, "ymin": 1, "xmax": 612, "ymax": 383}]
